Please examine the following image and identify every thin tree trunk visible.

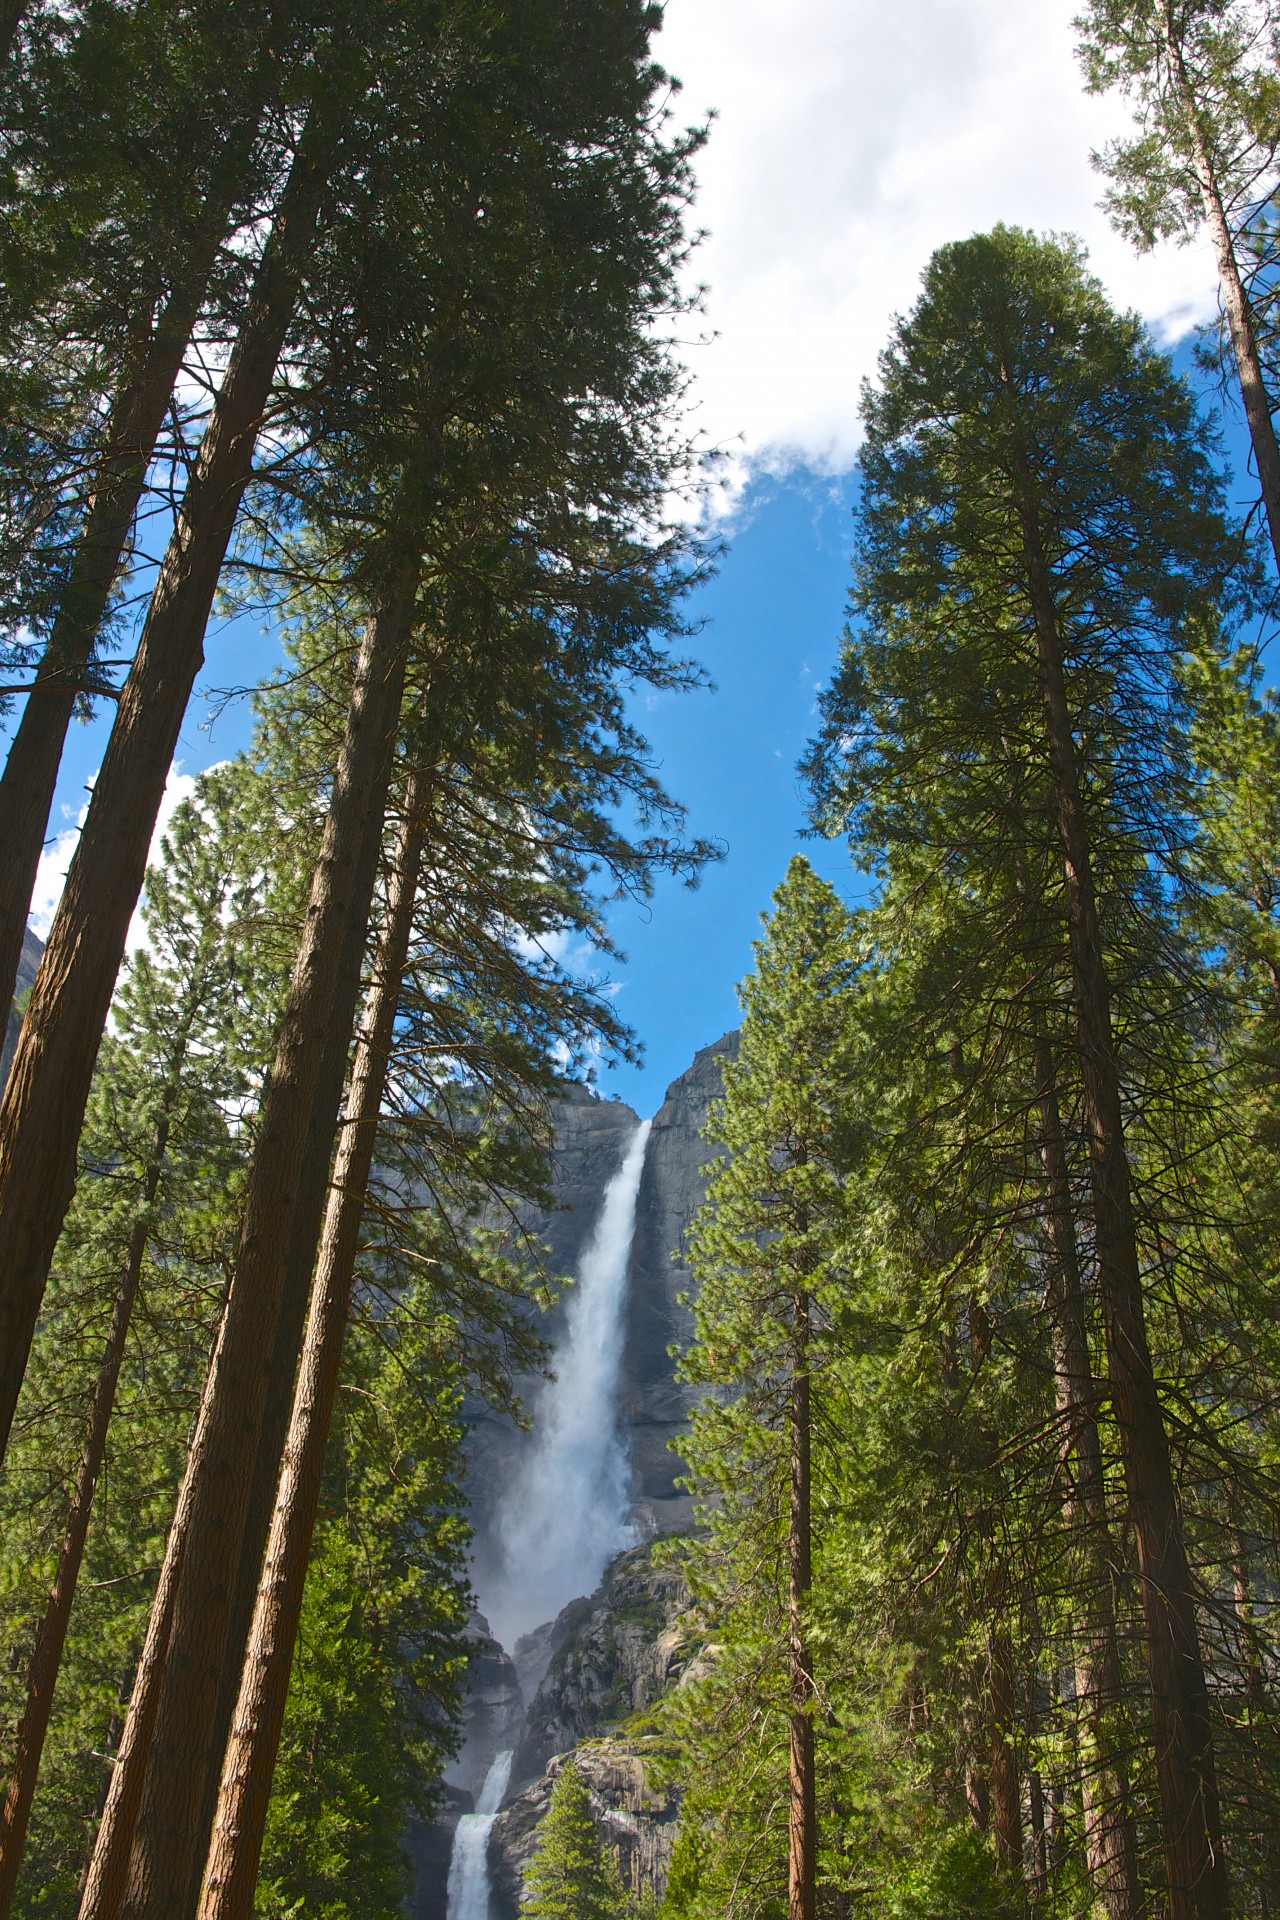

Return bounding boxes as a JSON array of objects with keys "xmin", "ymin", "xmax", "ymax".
[
  {"xmin": 1028, "ymin": 1741, "xmax": 1049, "ymax": 1901},
  {"xmin": 189, "ymin": 776, "xmax": 392, "ymax": 1874},
  {"xmin": 0, "ymin": 1128, "xmax": 166, "ymax": 1915},
  {"xmin": 78, "ymin": 1339, "xmax": 212, "ymax": 1920},
  {"xmin": 0, "ymin": 80, "xmax": 276, "ymax": 1027},
  {"xmin": 788, "ymin": 1287, "xmax": 816, "ymax": 1920},
  {"xmin": 0, "ymin": 112, "xmax": 333, "ymax": 1467},
  {"xmin": 114, "ymin": 553, "xmax": 417, "ymax": 1920},
  {"xmin": 989, "ymin": 1625, "xmax": 1022, "ymax": 1874},
  {"xmin": 0, "ymin": 941, "xmax": 223, "ymax": 1915},
  {"xmin": 1017, "ymin": 494, "xmax": 1229, "ymax": 1920},
  {"xmin": 1034, "ymin": 1034, "xmax": 1144, "ymax": 1920},
  {"xmin": 197, "ymin": 775, "xmax": 427, "ymax": 1918},
  {"xmin": 1155, "ymin": 0, "xmax": 1280, "ymax": 578}
]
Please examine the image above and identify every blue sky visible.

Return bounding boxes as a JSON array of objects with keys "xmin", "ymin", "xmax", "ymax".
[
  {"xmin": 599, "ymin": 474, "xmax": 861, "ymax": 1113},
  {"xmin": 10, "ymin": 0, "xmax": 1243, "ymax": 1117}
]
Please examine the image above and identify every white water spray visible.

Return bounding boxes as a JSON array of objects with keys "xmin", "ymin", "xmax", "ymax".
[
  {"xmin": 483, "ymin": 1118, "xmax": 652, "ymax": 1651},
  {"xmin": 445, "ymin": 1748, "xmax": 513, "ymax": 1920}
]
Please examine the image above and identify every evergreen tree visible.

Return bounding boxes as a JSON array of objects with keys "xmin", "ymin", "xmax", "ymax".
[
  {"xmin": 805, "ymin": 226, "xmax": 1263, "ymax": 1917},
  {"xmin": 669, "ymin": 857, "xmax": 859, "ymax": 1920},
  {"xmin": 526, "ymin": 1760, "xmax": 630, "ymax": 1920},
  {"xmin": 1077, "ymin": 0, "xmax": 1280, "ymax": 573}
]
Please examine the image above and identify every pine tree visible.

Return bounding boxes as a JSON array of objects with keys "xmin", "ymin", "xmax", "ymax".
[
  {"xmin": 805, "ymin": 226, "xmax": 1251, "ymax": 1918},
  {"xmin": 526, "ymin": 1760, "xmax": 630, "ymax": 1920},
  {"xmin": 672, "ymin": 856, "xmax": 860, "ymax": 1920},
  {"xmin": 1077, "ymin": 0, "xmax": 1280, "ymax": 573}
]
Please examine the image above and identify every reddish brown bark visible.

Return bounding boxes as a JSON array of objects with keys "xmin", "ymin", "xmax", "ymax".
[
  {"xmin": 78, "ymin": 1347, "xmax": 211, "ymax": 1920},
  {"xmin": 0, "ymin": 932, "xmax": 236, "ymax": 1914},
  {"xmin": 0, "ymin": 88, "xmax": 275, "ymax": 1027},
  {"xmin": 788, "ymin": 1288, "xmax": 816, "ymax": 1920},
  {"xmin": 1018, "ymin": 498, "xmax": 1229, "ymax": 1920},
  {"xmin": 113, "ymin": 556, "xmax": 417, "ymax": 1920},
  {"xmin": 989, "ymin": 1625, "xmax": 1022, "ymax": 1875},
  {"xmin": 197, "ymin": 776, "xmax": 426, "ymax": 1918},
  {"xmin": 0, "ymin": 1227, "xmax": 143, "ymax": 1916},
  {"xmin": 1035, "ymin": 1036, "xmax": 1145, "ymax": 1920},
  {"xmin": 0, "ymin": 116, "xmax": 331, "ymax": 1467}
]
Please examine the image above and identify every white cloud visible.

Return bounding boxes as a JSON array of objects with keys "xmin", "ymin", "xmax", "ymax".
[
  {"xmin": 655, "ymin": 0, "xmax": 1219, "ymax": 481},
  {"xmin": 31, "ymin": 763, "xmax": 199, "ymax": 950}
]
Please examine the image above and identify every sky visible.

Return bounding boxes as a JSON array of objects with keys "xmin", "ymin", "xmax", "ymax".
[{"xmin": 9, "ymin": 0, "xmax": 1234, "ymax": 1116}]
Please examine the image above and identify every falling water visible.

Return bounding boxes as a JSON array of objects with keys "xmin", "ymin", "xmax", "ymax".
[
  {"xmin": 445, "ymin": 1748, "xmax": 514, "ymax": 1920},
  {"xmin": 482, "ymin": 1117, "xmax": 652, "ymax": 1651}
]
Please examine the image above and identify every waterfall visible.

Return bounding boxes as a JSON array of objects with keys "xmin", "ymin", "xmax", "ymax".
[
  {"xmin": 481, "ymin": 1117, "xmax": 652, "ymax": 1651},
  {"xmin": 445, "ymin": 1748, "xmax": 514, "ymax": 1920}
]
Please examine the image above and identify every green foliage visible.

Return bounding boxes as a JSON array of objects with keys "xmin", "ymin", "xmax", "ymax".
[
  {"xmin": 655, "ymin": 227, "xmax": 1280, "ymax": 1920},
  {"xmin": 256, "ymin": 1309, "xmax": 471, "ymax": 1919},
  {"xmin": 525, "ymin": 1760, "xmax": 631, "ymax": 1920},
  {"xmin": 878, "ymin": 1827, "xmax": 1021, "ymax": 1920}
]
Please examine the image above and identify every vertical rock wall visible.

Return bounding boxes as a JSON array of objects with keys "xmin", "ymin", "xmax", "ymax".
[
  {"xmin": 1, "ymin": 926, "xmax": 43, "ymax": 1091},
  {"xmin": 621, "ymin": 1033, "xmax": 737, "ymax": 1535}
]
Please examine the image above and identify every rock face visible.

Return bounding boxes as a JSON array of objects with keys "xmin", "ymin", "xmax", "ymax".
[
  {"xmin": 1, "ymin": 925, "xmax": 43, "ymax": 1090},
  {"xmin": 488, "ymin": 1741, "xmax": 680, "ymax": 1920},
  {"xmin": 511, "ymin": 1542, "xmax": 693, "ymax": 1790},
  {"xmin": 464, "ymin": 1083, "xmax": 639, "ymax": 1600},
  {"xmin": 622, "ymin": 1033, "xmax": 737, "ymax": 1535},
  {"xmin": 465, "ymin": 1038, "xmax": 735, "ymax": 1606},
  {"xmin": 446, "ymin": 1616, "xmax": 524, "ymax": 1799},
  {"xmin": 486, "ymin": 1542, "xmax": 697, "ymax": 1918}
]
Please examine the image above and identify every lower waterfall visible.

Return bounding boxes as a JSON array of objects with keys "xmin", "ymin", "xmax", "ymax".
[
  {"xmin": 481, "ymin": 1116, "xmax": 652, "ymax": 1652},
  {"xmin": 445, "ymin": 1748, "xmax": 514, "ymax": 1920}
]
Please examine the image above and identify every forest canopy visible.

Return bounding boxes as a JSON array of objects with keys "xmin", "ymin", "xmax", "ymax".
[{"xmin": 1, "ymin": 6, "xmax": 1280, "ymax": 1920}]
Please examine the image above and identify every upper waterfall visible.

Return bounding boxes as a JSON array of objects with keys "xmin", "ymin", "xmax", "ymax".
[{"xmin": 479, "ymin": 1117, "xmax": 652, "ymax": 1651}]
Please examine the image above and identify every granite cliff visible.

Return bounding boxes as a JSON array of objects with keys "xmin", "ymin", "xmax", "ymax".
[
  {"xmin": 421, "ymin": 1034, "xmax": 736, "ymax": 1917},
  {"xmin": 465, "ymin": 1031, "xmax": 736, "ymax": 1600},
  {"xmin": 1, "ymin": 925, "xmax": 43, "ymax": 1090}
]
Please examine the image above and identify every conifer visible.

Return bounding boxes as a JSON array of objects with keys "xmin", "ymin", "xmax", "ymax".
[{"xmin": 525, "ymin": 1760, "xmax": 630, "ymax": 1920}]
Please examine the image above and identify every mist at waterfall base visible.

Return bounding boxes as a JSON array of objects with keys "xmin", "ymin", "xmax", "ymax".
[{"xmin": 477, "ymin": 1119, "xmax": 653, "ymax": 1654}]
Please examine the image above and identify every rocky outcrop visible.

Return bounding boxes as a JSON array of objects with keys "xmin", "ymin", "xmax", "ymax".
[
  {"xmin": 512, "ymin": 1542, "xmax": 693, "ymax": 1789},
  {"xmin": 488, "ymin": 1740, "xmax": 680, "ymax": 1919},
  {"xmin": 445, "ymin": 1615, "xmax": 524, "ymax": 1801},
  {"xmin": 486, "ymin": 1541, "xmax": 698, "ymax": 1917},
  {"xmin": 623, "ymin": 1033, "xmax": 737, "ymax": 1534},
  {"xmin": 1, "ymin": 925, "xmax": 42, "ymax": 1090}
]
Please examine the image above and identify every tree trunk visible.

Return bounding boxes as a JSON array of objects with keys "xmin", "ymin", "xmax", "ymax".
[
  {"xmin": 788, "ymin": 1288, "xmax": 816, "ymax": 1920},
  {"xmin": 1018, "ymin": 497, "xmax": 1229, "ymax": 1920},
  {"xmin": 0, "ymin": 80, "xmax": 276, "ymax": 1026},
  {"xmin": 114, "ymin": 554, "xmax": 417, "ymax": 1920},
  {"xmin": 1034, "ymin": 1034, "xmax": 1144, "ymax": 1920},
  {"xmin": 989, "ymin": 1625, "xmax": 1022, "ymax": 1875},
  {"xmin": 197, "ymin": 775, "xmax": 427, "ymax": 1919},
  {"xmin": 77, "ymin": 1339, "xmax": 211, "ymax": 1920},
  {"xmin": 0, "ymin": 941, "xmax": 225, "ymax": 1916},
  {"xmin": 0, "ymin": 111, "xmax": 333, "ymax": 1467},
  {"xmin": 0, "ymin": 1226, "xmax": 145, "ymax": 1916},
  {"xmin": 191, "ymin": 767, "xmax": 393, "ymax": 1870},
  {"xmin": 1155, "ymin": 0, "xmax": 1280, "ymax": 579}
]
